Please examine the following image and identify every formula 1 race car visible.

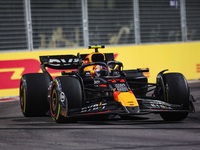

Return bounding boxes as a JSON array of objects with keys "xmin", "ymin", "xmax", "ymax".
[{"xmin": 19, "ymin": 45, "xmax": 195, "ymax": 123}]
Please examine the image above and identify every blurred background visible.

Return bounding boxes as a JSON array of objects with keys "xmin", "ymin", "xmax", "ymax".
[{"xmin": 0, "ymin": 0, "xmax": 200, "ymax": 50}]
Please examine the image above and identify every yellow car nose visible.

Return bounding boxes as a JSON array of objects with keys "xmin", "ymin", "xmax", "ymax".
[{"xmin": 113, "ymin": 91, "xmax": 139, "ymax": 107}]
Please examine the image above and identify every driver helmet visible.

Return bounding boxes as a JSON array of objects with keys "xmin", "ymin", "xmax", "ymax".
[{"xmin": 94, "ymin": 65, "xmax": 107, "ymax": 77}]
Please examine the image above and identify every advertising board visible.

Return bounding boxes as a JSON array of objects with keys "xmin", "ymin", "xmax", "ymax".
[{"xmin": 0, "ymin": 42, "xmax": 200, "ymax": 98}]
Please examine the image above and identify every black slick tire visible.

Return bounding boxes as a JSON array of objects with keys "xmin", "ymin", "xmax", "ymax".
[
  {"xmin": 50, "ymin": 76, "xmax": 82, "ymax": 123},
  {"xmin": 160, "ymin": 73, "xmax": 189, "ymax": 121},
  {"xmin": 20, "ymin": 73, "xmax": 51, "ymax": 117}
]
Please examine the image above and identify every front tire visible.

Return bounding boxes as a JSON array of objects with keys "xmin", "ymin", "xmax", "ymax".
[
  {"xmin": 160, "ymin": 73, "xmax": 189, "ymax": 121},
  {"xmin": 50, "ymin": 76, "xmax": 82, "ymax": 123}
]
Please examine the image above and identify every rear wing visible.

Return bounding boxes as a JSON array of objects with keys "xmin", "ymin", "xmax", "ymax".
[
  {"xmin": 40, "ymin": 55, "xmax": 81, "ymax": 70},
  {"xmin": 40, "ymin": 53, "xmax": 115, "ymax": 70}
]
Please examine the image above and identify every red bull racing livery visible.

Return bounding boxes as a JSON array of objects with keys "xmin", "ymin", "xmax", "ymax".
[{"xmin": 19, "ymin": 45, "xmax": 195, "ymax": 123}]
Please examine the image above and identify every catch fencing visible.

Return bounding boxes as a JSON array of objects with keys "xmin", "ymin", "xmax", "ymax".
[{"xmin": 0, "ymin": 0, "xmax": 200, "ymax": 52}]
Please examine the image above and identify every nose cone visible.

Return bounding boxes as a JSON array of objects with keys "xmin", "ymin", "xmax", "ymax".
[
  {"xmin": 114, "ymin": 91, "xmax": 139, "ymax": 107},
  {"xmin": 113, "ymin": 91, "xmax": 140, "ymax": 114},
  {"xmin": 124, "ymin": 106, "xmax": 140, "ymax": 114}
]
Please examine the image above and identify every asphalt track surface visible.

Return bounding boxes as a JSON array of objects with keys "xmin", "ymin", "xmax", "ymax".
[{"xmin": 0, "ymin": 82, "xmax": 200, "ymax": 150}]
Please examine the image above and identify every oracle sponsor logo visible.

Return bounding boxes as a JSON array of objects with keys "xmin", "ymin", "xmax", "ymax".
[{"xmin": 0, "ymin": 53, "xmax": 119, "ymax": 90}]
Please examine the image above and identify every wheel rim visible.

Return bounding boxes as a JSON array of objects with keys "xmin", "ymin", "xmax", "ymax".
[
  {"xmin": 50, "ymin": 83, "xmax": 60, "ymax": 120},
  {"xmin": 52, "ymin": 89, "xmax": 58, "ymax": 113},
  {"xmin": 20, "ymin": 83, "xmax": 26, "ymax": 113}
]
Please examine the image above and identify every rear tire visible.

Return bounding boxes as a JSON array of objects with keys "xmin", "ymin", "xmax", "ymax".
[
  {"xmin": 20, "ymin": 73, "xmax": 51, "ymax": 117},
  {"xmin": 160, "ymin": 73, "xmax": 189, "ymax": 121},
  {"xmin": 50, "ymin": 76, "xmax": 82, "ymax": 123}
]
